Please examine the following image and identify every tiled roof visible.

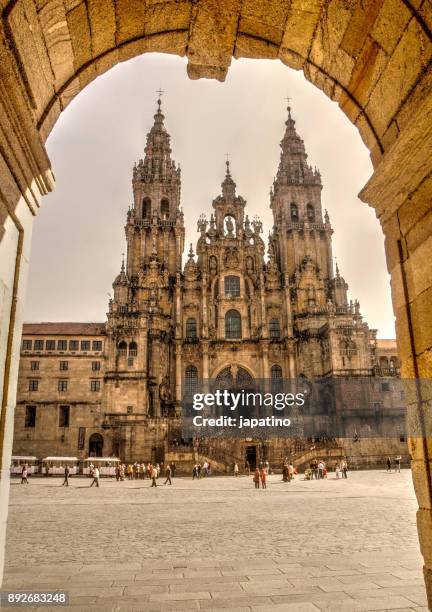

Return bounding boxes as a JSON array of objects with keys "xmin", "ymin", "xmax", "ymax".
[{"xmin": 22, "ymin": 322, "xmax": 106, "ymax": 336}]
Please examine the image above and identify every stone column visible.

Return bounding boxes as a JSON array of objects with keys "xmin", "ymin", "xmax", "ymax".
[{"xmin": 359, "ymin": 93, "xmax": 432, "ymax": 606}]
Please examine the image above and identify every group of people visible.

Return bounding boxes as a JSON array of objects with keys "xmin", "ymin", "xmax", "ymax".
[
  {"xmin": 386, "ymin": 455, "xmax": 402, "ymax": 473},
  {"xmin": 192, "ymin": 461, "xmax": 212, "ymax": 479},
  {"xmin": 282, "ymin": 461, "xmax": 296, "ymax": 482},
  {"xmin": 252, "ymin": 466, "xmax": 268, "ymax": 488},
  {"xmin": 112, "ymin": 461, "xmax": 176, "ymax": 487}
]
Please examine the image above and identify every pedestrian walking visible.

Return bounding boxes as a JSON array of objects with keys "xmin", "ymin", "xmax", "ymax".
[
  {"xmin": 150, "ymin": 466, "xmax": 158, "ymax": 487},
  {"xmin": 245, "ymin": 460, "xmax": 250, "ymax": 476},
  {"xmin": 386, "ymin": 456, "xmax": 392, "ymax": 472},
  {"xmin": 395, "ymin": 455, "xmax": 401, "ymax": 473},
  {"xmin": 341, "ymin": 459, "xmax": 348, "ymax": 478},
  {"xmin": 192, "ymin": 465, "xmax": 198, "ymax": 480},
  {"xmin": 21, "ymin": 465, "xmax": 28, "ymax": 484},
  {"xmin": 233, "ymin": 463, "xmax": 239, "ymax": 477},
  {"xmin": 164, "ymin": 465, "xmax": 172, "ymax": 485},
  {"xmin": 90, "ymin": 466, "xmax": 100, "ymax": 487},
  {"xmin": 62, "ymin": 464, "xmax": 70, "ymax": 487},
  {"xmin": 253, "ymin": 467, "xmax": 260, "ymax": 489},
  {"xmin": 260, "ymin": 467, "xmax": 267, "ymax": 489}
]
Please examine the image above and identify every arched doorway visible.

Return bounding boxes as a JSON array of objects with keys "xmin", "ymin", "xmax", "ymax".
[
  {"xmin": 0, "ymin": 0, "xmax": 430, "ymax": 601},
  {"xmin": 88, "ymin": 433, "xmax": 104, "ymax": 457}
]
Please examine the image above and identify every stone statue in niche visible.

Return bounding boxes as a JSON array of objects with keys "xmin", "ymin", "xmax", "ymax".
[{"xmin": 209, "ymin": 255, "xmax": 218, "ymax": 274}]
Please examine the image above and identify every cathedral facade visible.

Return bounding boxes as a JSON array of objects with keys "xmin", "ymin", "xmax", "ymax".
[{"xmin": 13, "ymin": 100, "xmax": 407, "ymax": 469}]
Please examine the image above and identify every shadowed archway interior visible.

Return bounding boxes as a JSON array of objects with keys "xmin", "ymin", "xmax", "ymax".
[{"xmin": 0, "ymin": 0, "xmax": 431, "ymax": 603}]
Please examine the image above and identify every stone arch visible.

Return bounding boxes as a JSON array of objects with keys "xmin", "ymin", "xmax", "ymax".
[{"xmin": 0, "ymin": 0, "xmax": 431, "ymax": 600}]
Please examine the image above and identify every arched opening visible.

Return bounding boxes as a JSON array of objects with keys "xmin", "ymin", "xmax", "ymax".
[
  {"xmin": 185, "ymin": 317, "xmax": 197, "ymax": 340},
  {"xmin": 185, "ymin": 365, "xmax": 198, "ymax": 395},
  {"xmin": 306, "ymin": 204, "xmax": 315, "ymax": 222},
  {"xmin": 142, "ymin": 197, "xmax": 151, "ymax": 219},
  {"xmin": 270, "ymin": 364, "xmax": 283, "ymax": 392},
  {"xmin": 0, "ymin": 0, "xmax": 431, "ymax": 603},
  {"xmin": 128, "ymin": 341, "xmax": 137, "ymax": 356},
  {"xmin": 88, "ymin": 433, "xmax": 104, "ymax": 457},
  {"xmin": 160, "ymin": 198, "xmax": 169, "ymax": 220},
  {"xmin": 290, "ymin": 203, "xmax": 298, "ymax": 222},
  {"xmin": 225, "ymin": 309, "xmax": 242, "ymax": 339},
  {"xmin": 269, "ymin": 318, "xmax": 281, "ymax": 340},
  {"xmin": 224, "ymin": 275, "xmax": 240, "ymax": 298},
  {"xmin": 118, "ymin": 341, "xmax": 127, "ymax": 356}
]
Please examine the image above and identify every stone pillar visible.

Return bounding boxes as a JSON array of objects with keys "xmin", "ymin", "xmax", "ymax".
[
  {"xmin": 175, "ymin": 340, "xmax": 182, "ymax": 405},
  {"xmin": 359, "ymin": 93, "xmax": 432, "ymax": 606}
]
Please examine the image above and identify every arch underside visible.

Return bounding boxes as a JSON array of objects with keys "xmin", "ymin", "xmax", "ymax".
[{"xmin": 2, "ymin": 0, "xmax": 431, "ymax": 172}]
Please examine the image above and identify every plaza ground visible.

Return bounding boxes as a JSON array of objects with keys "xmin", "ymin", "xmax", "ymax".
[{"xmin": 2, "ymin": 469, "xmax": 428, "ymax": 611}]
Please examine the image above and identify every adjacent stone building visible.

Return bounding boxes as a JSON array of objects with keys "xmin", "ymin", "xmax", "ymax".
[{"xmin": 13, "ymin": 100, "xmax": 407, "ymax": 469}]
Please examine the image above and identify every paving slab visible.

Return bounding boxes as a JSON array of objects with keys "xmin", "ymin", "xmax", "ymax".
[{"xmin": 2, "ymin": 470, "xmax": 427, "ymax": 611}]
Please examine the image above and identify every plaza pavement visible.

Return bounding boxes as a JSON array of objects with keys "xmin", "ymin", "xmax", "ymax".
[{"xmin": 1, "ymin": 469, "xmax": 428, "ymax": 612}]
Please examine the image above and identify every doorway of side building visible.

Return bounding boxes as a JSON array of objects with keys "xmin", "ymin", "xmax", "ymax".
[
  {"xmin": 245, "ymin": 446, "xmax": 257, "ymax": 470},
  {"xmin": 89, "ymin": 433, "xmax": 104, "ymax": 457}
]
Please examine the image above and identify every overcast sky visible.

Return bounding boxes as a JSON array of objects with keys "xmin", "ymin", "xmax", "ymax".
[{"xmin": 24, "ymin": 53, "xmax": 395, "ymax": 338}]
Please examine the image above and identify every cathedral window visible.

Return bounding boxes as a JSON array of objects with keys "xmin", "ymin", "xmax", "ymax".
[
  {"xmin": 58, "ymin": 379, "xmax": 68, "ymax": 392},
  {"xmin": 34, "ymin": 339, "xmax": 44, "ymax": 350},
  {"xmin": 92, "ymin": 361, "xmax": 101, "ymax": 371},
  {"xmin": 160, "ymin": 199, "xmax": 169, "ymax": 220},
  {"xmin": 91, "ymin": 380, "xmax": 101, "ymax": 392},
  {"xmin": 93, "ymin": 340, "xmax": 102, "ymax": 351},
  {"xmin": 46, "ymin": 340, "xmax": 55, "ymax": 350},
  {"xmin": 129, "ymin": 341, "xmax": 138, "ymax": 356},
  {"xmin": 69, "ymin": 340, "xmax": 78, "ymax": 351},
  {"xmin": 59, "ymin": 405, "xmax": 70, "ymax": 428},
  {"xmin": 30, "ymin": 361, "xmax": 39, "ymax": 371},
  {"xmin": 57, "ymin": 340, "xmax": 67, "ymax": 350},
  {"xmin": 25, "ymin": 405, "xmax": 36, "ymax": 428},
  {"xmin": 225, "ymin": 309, "xmax": 242, "ymax": 339},
  {"xmin": 22, "ymin": 339, "xmax": 32, "ymax": 350},
  {"xmin": 81, "ymin": 340, "xmax": 90, "ymax": 351},
  {"xmin": 269, "ymin": 318, "xmax": 281, "ymax": 339},
  {"xmin": 186, "ymin": 318, "xmax": 197, "ymax": 340},
  {"xmin": 59, "ymin": 361, "xmax": 68, "ymax": 371},
  {"xmin": 29, "ymin": 379, "xmax": 39, "ymax": 392},
  {"xmin": 307, "ymin": 204, "xmax": 315, "ymax": 222},
  {"xmin": 118, "ymin": 341, "xmax": 127, "ymax": 356},
  {"xmin": 142, "ymin": 197, "xmax": 151, "ymax": 219},
  {"xmin": 185, "ymin": 365, "xmax": 198, "ymax": 395},
  {"xmin": 271, "ymin": 365, "xmax": 283, "ymax": 392},
  {"xmin": 290, "ymin": 203, "xmax": 298, "ymax": 221},
  {"xmin": 224, "ymin": 275, "xmax": 240, "ymax": 298}
]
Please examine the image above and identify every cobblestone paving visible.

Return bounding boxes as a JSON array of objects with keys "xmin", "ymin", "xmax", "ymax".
[{"xmin": 2, "ymin": 470, "xmax": 428, "ymax": 611}]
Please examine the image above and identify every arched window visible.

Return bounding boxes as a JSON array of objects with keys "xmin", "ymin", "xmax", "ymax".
[
  {"xmin": 160, "ymin": 198, "xmax": 169, "ymax": 220},
  {"xmin": 185, "ymin": 365, "xmax": 198, "ymax": 395},
  {"xmin": 186, "ymin": 318, "xmax": 197, "ymax": 340},
  {"xmin": 142, "ymin": 197, "xmax": 151, "ymax": 219},
  {"xmin": 118, "ymin": 341, "xmax": 127, "ymax": 356},
  {"xmin": 225, "ymin": 309, "xmax": 241, "ymax": 339},
  {"xmin": 129, "ymin": 341, "xmax": 137, "ymax": 356},
  {"xmin": 269, "ymin": 318, "xmax": 281, "ymax": 339},
  {"xmin": 307, "ymin": 204, "xmax": 315, "ymax": 222},
  {"xmin": 290, "ymin": 203, "xmax": 298, "ymax": 221},
  {"xmin": 225, "ymin": 275, "xmax": 240, "ymax": 298},
  {"xmin": 271, "ymin": 364, "xmax": 283, "ymax": 392}
]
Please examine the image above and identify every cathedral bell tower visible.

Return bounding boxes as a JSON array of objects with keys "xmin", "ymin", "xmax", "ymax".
[
  {"xmin": 105, "ymin": 97, "xmax": 183, "ymax": 444},
  {"xmin": 270, "ymin": 105, "xmax": 333, "ymax": 281},
  {"xmin": 127, "ymin": 96, "xmax": 184, "ymax": 275}
]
